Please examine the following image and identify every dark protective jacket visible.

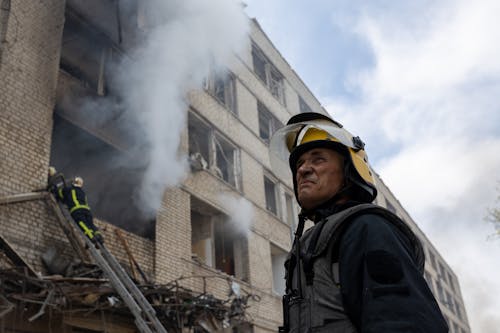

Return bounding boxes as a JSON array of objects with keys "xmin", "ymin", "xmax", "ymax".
[
  {"xmin": 57, "ymin": 185, "xmax": 101, "ymax": 241},
  {"xmin": 283, "ymin": 202, "xmax": 448, "ymax": 333},
  {"xmin": 58, "ymin": 185, "xmax": 90, "ymax": 214}
]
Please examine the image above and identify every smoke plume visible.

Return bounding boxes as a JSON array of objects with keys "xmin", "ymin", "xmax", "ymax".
[
  {"xmin": 218, "ymin": 194, "xmax": 254, "ymax": 236},
  {"xmin": 60, "ymin": 0, "xmax": 250, "ymax": 226},
  {"xmin": 117, "ymin": 0, "xmax": 248, "ymax": 215}
]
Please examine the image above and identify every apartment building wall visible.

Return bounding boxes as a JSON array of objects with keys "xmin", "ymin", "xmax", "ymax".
[
  {"xmin": 0, "ymin": 0, "xmax": 154, "ymax": 278},
  {"xmin": 0, "ymin": 0, "xmax": 63, "ymax": 195},
  {"xmin": 0, "ymin": 0, "xmax": 67, "ymax": 273}
]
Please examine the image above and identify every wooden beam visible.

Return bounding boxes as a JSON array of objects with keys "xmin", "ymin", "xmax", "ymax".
[
  {"xmin": 114, "ymin": 229, "xmax": 149, "ymax": 283},
  {"xmin": 0, "ymin": 192, "xmax": 47, "ymax": 205}
]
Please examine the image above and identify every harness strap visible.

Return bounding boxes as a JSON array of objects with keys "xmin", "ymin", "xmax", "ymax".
[{"xmin": 302, "ymin": 218, "xmax": 328, "ymax": 285}]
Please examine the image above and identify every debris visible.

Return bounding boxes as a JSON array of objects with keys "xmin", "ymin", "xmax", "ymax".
[
  {"xmin": 115, "ymin": 228, "xmax": 149, "ymax": 283},
  {"xmin": 0, "ymin": 233, "xmax": 37, "ymax": 276},
  {"xmin": 0, "ymin": 267, "xmax": 259, "ymax": 331}
]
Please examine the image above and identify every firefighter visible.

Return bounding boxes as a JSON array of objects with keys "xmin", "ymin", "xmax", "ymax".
[
  {"xmin": 47, "ymin": 166, "xmax": 64, "ymax": 194},
  {"xmin": 57, "ymin": 176, "xmax": 104, "ymax": 244},
  {"xmin": 270, "ymin": 112, "xmax": 447, "ymax": 332}
]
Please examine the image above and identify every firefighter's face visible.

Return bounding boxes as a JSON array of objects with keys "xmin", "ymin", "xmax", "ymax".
[{"xmin": 295, "ymin": 148, "xmax": 344, "ymax": 210}]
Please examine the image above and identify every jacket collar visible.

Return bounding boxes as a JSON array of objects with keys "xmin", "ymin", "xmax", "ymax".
[{"xmin": 301, "ymin": 200, "xmax": 362, "ymax": 223}]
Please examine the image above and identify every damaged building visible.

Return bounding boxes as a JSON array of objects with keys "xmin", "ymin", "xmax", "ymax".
[{"xmin": 0, "ymin": 1, "xmax": 470, "ymax": 333}]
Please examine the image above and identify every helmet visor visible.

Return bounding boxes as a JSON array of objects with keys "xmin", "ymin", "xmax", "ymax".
[{"xmin": 269, "ymin": 121, "xmax": 356, "ymax": 179}]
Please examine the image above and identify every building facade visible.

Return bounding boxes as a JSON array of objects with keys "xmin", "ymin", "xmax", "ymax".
[{"xmin": 0, "ymin": 1, "xmax": 469, "ymax": 332}]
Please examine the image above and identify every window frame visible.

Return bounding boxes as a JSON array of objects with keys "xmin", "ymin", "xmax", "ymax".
[
  {"xmin": 251, "ymin": 42, "xmax": 285, "ymax": 105},
  {"xmin": 299, "ymin": 96, "xmax": 313, "ymax": 113},
  {"xmin": 188, "ymin": 112, "xmax": 241, "ymax": 189},
  {"xmin": 204, "ymin": 69, "xmax": 237, "ymax": 114},
  {"xmin": 270, "ymin": 243, "xmax": 287, "ymax": 296},
  {"xmin": 190, "ymin": 198, "xmax": 249, "ymax": 281},
  {"xmin": 257, "ymin": 101, "xmax": 283, "ymax": 144},
  {"xmin": 263, "ymin": 173, "xmax": 280, "ymax": 217}
]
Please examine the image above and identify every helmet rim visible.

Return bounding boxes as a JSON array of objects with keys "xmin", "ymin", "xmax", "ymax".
[{"xmin": 270, "ymin": 112, "xmax": 377, "ymax": 205}]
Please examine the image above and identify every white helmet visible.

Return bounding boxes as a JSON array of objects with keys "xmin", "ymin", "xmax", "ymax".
[
  {"xmin": 73, "ymin": 177, "xmax": 84, "ymax": 187},
  {"xmin": 270, "ymin": 112, "xmax": 377, "ymax": 203}
]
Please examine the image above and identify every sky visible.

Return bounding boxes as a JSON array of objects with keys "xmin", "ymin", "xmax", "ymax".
[{"xmin": 245, "ymin": 0, "xmax": 500, "ymax": 332}]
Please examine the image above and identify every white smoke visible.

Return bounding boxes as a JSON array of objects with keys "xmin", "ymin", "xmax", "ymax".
[
  {"xmin": 112, "ymin": 0, "xmax": 249, "ymax": 215},
  {"xmin": 218, "ymin": 194, "xmax": 254, "ymax": 236}
]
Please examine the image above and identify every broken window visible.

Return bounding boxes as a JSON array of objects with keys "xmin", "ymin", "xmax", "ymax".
[
  {"xmin": 191, "ymin": 197, "xmax": 248, "ymax": 280},
  {"xmin": 205, "ymin": 69, "xmax": 237, "ymax": 114},
  {"xmin": 50, "ymin": 114, "xmax": 155, "ymax": 239},
  {"xmin": 60, "ymin": 10, "xmax": 119, "ymax": 96},
  {"xmin": 258, "ymin": 102, "xmax": 283, "ymax": 144},
  {"xmin": 188, "ymin": 112, "xmax": 241, "ymax": 189},
  {"xmin": 264, "ymin": 174, "xmax": 279, "ymax": 216},
  {"xmin": 214, "ymin": 133, "xmax": 238, "ymax": 187},
  {"xmin": 251, "ymin": 43, "xmax": 285, "ymax": 104},
  {"xmin": 299, "ymin": 96, "xmax": 313, "ymax": 113},
  {"xmin": 188, "ymin": 113, "xmax": 211, "ymax": 170},
  {"xmin": 271, "ymin": 244, "xmax": 287, "ymax": 295}
]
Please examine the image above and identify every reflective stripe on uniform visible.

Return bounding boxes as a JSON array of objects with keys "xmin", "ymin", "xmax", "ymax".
[
  {"xmin": 69, "ymin": 189, "xmax": 90, "ymax": 213},
  {"xmin": 78, "ymin": 221, "xmax": 94, "ymax": 239}
]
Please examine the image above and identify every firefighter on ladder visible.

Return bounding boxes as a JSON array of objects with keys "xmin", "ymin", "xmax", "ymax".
[{"xmin": 51, "ymin": 171, "xmax": 104, "ymax": 245}]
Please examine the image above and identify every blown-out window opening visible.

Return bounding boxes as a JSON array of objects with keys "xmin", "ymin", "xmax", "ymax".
[
  {"xmin": 257, "ymin": 101, "xmax": 283, "ymax": 144},
  {"xmin": 188, "ymin": 112, "xmax": 241, "ymax": 190},
  {"xmin": 271, "ymin": 244, "xmax": 287, "ymax": 295},
  {"xmin": 251, "ymin": 42, "xmax": 285, "ymax": 105},
  {"xmin": 190, "ymin": 197, "xmax": 249, "ymax": 281},
  {"xmin": 284, "ymin": 192, "xmax": 296, "ymax": 226},
  {"xmin": 264, "ymin": 174, "xmax": 279, "ymax": 217},
  {"xmin": 204, "ymin": 69, "xmax": 237, "ymax": 114}
]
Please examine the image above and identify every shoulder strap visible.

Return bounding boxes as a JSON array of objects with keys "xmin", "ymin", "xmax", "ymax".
[{"xmin": 302, "ymin": 204, "xmax": 425, "ymax": 284}]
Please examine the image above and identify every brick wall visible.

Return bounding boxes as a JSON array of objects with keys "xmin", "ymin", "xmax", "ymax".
[
  {"xmin": 0, "ymin": 0, "xmax": 64, "ymax": 195},
  {"xmin": 0, "ymin": 1, "xmax": 66, "ymax": 272},
  {"xmin": 155, "ymin": 187, "xmax": 192, "ymax": 284}
]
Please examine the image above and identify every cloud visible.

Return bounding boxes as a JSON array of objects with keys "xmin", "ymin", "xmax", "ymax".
[
  {"xmin": 247, "ymin": 0, "xmax": 500, "ymax": 330},
  {"xmin": 324, "ymin": 1, "xmax": 500, "ymax": 331}
]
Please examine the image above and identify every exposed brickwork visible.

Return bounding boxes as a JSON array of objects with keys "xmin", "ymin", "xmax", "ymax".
[
  {"xmin": 94, "ymin": 218, "xmax": 155, "ymax": 279},
  {"xmin": 155, "ymin": 187, "xmax": 192, "ymax": 284},
  {"xmin": 0, "ymin": 0, "xmax": 64, "ymax": 196}
]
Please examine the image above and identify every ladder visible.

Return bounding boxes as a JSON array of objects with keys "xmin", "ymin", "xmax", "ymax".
[{"xmin": 52, "ymin": 199, "xmax": 168, "ymax": 333}]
